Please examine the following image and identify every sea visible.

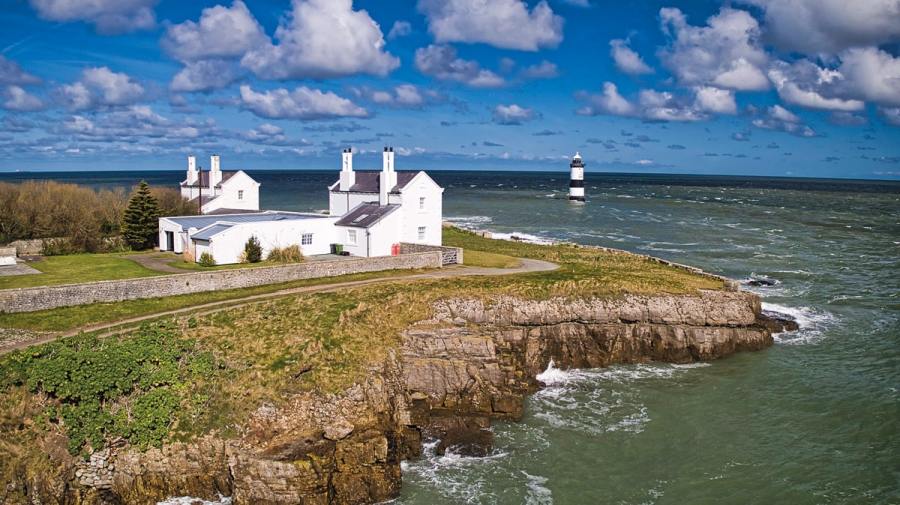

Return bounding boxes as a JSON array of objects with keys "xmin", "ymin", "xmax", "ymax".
[{"xmin": 2, "ymin": 170, "xmax": 898, "ymax": 504}]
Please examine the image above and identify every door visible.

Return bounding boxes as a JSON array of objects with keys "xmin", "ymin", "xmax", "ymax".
[{"xmin": 165, "ymin": 231, "xmax": 174, "ymax": 251}]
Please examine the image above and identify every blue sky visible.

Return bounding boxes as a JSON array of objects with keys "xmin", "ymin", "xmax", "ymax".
[{"xmin": 1, "ymin": 0, "xmax": 899, "ymax": 178}]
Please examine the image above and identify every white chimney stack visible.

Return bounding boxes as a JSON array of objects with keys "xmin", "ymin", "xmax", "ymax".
[
  {"xmin": 187, "ymin": 155, "xmax": 198, "ymax": 184},
  {"xmin": 339, "ymin": 147, "xmax": 355, "ymax": 191},
  {"xmin": 379, "ymin": 146, "xmax": 396, "ymax": 206},
  {"xmin": 209, "ymin": 154, "xmax": 222, "ymax": 187}
]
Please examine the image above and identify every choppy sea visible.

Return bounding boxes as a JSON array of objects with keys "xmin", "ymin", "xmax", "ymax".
[{"xmin": 4, "ymin": 169, "xmax": 898, "ymax": 504}]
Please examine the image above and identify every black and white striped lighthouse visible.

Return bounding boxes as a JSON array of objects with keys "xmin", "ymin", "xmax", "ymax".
[{"xmin": 568, "ymin": 152, "xmax": 585, "ymax": 202}]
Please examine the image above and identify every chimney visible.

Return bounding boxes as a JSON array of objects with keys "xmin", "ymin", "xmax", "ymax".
[
  {"xmin": 187, "ymin": 155, "xmax": 197, "ymax": 184},
  {"xmin": 339, "ymin": 147, "xmax": 355, "ymax": 191},
  {"xmin": 209, "ymin": 154, "xmax": 222, "ymax": 187},
  {"xmin": 379, "ymin": 146, "xmax": 397, "ymax": 206}
]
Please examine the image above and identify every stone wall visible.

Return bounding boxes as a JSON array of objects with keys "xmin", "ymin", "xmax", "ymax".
[
  {"xmin": 0, "ymin": 247, "xmax": 15, "ymax": 266},
  {"xmin": 5, "ymin": 239, "xmax": 46, "ymax": 256},
  {"xmin": 0, "ymin": 252, "xmax": 442, "ymax": 313},
  {"xmin": 399, "ymin": 243, "xmax": 463, "ymax": 265}
]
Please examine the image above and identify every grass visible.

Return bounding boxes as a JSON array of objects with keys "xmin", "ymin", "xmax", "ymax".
[
  {"xmin": 462, "ymin": 249, "xmax": 521, "ymax": 268},
  {"xmin": 0, "ymin": 253, "xmax": 162, "ymax": 290}
]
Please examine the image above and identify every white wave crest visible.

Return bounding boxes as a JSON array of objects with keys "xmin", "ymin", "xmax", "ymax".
[
  {"xmin": 489, "ymin": 231, "xmax": 556, "ymax": 245},
  {"xmin": 523, "ymin": 472, "xmax": 553, "ymax": 505},
  {"xmin": 157, "ymin": 496, "xmax": 231, "ymax": 505},
  {"xmin": 762, "ymin": 302, "xmax": 837, "ymax": 345}
]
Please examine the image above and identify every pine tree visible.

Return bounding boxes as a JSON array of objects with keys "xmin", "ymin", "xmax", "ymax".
[
  {"xmin": 122, "ymin": 181, "xmax": 161, "ymax": 250},
  {"xmin": 243, "ymin": 235, "xmax": 262, "ymax": 263}
]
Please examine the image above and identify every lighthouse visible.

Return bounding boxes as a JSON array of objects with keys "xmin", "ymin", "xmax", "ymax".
[{"xmin": 569, "ymin": 152, "xmax": 585, "ymax": 202}]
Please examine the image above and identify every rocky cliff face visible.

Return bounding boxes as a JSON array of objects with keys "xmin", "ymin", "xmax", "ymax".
[{"xmin": 14, "ymin": 290, "xmax": 787, "ymax": 505}]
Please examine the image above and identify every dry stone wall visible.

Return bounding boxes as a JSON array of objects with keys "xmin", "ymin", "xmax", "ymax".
[
  {"xmin": 399, "ymin": 243, "xmax": 463, "ymax": 265},
  {"xmin": 0, "ymin": 252, "xmax": 442, "ymax": 313}
]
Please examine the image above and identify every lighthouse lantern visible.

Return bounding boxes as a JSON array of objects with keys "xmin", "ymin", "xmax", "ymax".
[{"xmin": 569, "ymin": 152, "xmax": 585, "ymax": 202}]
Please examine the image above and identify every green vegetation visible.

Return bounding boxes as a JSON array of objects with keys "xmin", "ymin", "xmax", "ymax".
[
  {"xmin": 198, "ymin": 252, "xmax": 216, "ymax": 267},
  {"xmin": 243, "ymin": 236, "xmax": 262, "ymax": 263},
  {"xmin": 0, "ymin": 253, "xmax": 161, "ymax": 290},
  {"xmin": 267, "ymin": 244, "xmax": 304, "ymax": 263},
  {"xmin": 122, "ymin": 181, "xmax": 160, "ymax": 251},
  {"xmin": 0, "ymin": 322, "xmax": 219, "ymax": 454},
  {"xmin": 462, "ymin": 249, "xmax": 521, "ymax": 268}
]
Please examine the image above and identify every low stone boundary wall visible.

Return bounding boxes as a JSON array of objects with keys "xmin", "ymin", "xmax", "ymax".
[
  {"xmin": 400, "ymin": 243, "xmax": 463, "ymax": 265},
  {"xmin": 5, "ymin": 239, "xmax": 47, "ymax": 256},
  {"xmin": 0, "ymin": 252, "xmax": 442, "ymax": 314},
  {"xmin": 0, "ymin": 247, "xmax": 15, "ymax": 266}
]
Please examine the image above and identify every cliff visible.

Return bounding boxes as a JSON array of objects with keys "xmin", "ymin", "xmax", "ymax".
[{"xmin": 3, "ymin": 289, "xmax": 790, "ymax": 505}]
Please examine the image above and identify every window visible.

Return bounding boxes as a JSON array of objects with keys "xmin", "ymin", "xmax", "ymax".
[
  {"xmin": 301, "ymin": 233, "xmax": 313, "ymax": 245},
  {"xmin": 419, "ymin": 196, "xmax": 426, "ymax": 210},
  {"xmin": 417, "ymin": 226, "xmax": 426, "ymax": 241},
  {"xmin": 238, "ymin": 190, "xmax": 244, "ymax": 200},
  {"xmin": 348, "ymin": 229, "xmax": 357, "ymax": 245}
]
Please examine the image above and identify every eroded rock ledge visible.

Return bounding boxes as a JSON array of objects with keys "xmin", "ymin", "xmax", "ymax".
[{"xmin": 19, "ymin": 290, "xmax": 789, "ymax": 505}]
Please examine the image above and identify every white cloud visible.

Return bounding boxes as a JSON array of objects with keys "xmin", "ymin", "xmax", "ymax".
[
  {"xmin": 694, "ymin": 86, "xmax": 737, "ymax": 114},
  {"xmin": 658, "ymin": 7, "xmax": 768, "ymax": 91},
  {"xmin": 520, "ymin": 60, "xmax": 559, "ymax": 79},
  {"xmin": 162, "ymin": 1, "xmax": 266, "ymax": 62},
  {"xmin": 28, "ymin": 0, "xmax": 156, "ymax": 34},
  {"xmin": 59, "ymin": 67, "xmax": 145, "ymax": 110},
  {"xmin": 241, "ymin": 0, "xmax": 399, "ymax": 80},
  {"xmin": 351, "ymin": 84, "xmax": 442, "ymax": 108},
  {"xmin": 418, "ymin": 0, "xmax": 563, "ymax": 51},
  {"xmin": 879, "ymin": 107, "xmax": 900, "ymax": 127},
  {"xmin": 576, "ymin": 82, "xmax": 636, "ymax": 117},
  {"xmin": 768, "ymin": 60, "xmax": 865, "ymax": 111},
  {"xmin": 751, "ymin": 105, "xmax": 816, "ymax": 137},
  {"xmin": 492, "ymin": 104, "xmax": 537, "ymax": 125},
  {"xmin": 609, "ymin": 39, "xmax": 653, "ymax": 76},
  {"xmin": 414, "ymin": 44, "xmax": 504, "ymax": 88},
  {"xmin": 2, "ymin": 86, "xmax": 44, "ymax": 111},
  {"xmin": 387, "ymin": 20, "xmax": 412, "ymax": 39},
  {"xmin": 239, "ymin": 84, "xmax": 367, "ymax": 120},
  {"xmin": 0, "ymin": 56, "xmax": 41, "ymax": 85},
  {"xmin": 838, "ymin": 47, "xmax": 900, "ymax": 106},
  {"xmin": 577, "ymin": 82, "xmax": 711, "ymax": 122},
  {"xmin": 170, "ymin": 60, "xmax": 242, "ymax": 93},
  {"xmin": 743, "ymin": 0, "xmax": 900, "ymax": 55}
]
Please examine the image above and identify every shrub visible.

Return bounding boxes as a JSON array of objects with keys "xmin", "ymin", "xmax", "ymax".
[
  {"xmin": 122, "ymin": 181, "xmax": 161, "ymax": 251},
  {"xmin": 198, "ymin": 252, "xmax": 216, "ymax": 267},
  {"xmin": 243, "ymin": 236, "xmax": 262, "ymax": 263},
  {"xmin": 267, "ymin": 244, "xmax": 303, "ymax": 263}
]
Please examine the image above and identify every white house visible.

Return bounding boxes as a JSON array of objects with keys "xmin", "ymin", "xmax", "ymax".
[
  {"xmin": 180, "ymin": 154, "xmax": 260, "ymax": 214},
  {"xmin": 159, "ymin": 147, "xmax": 443, "ymax": 264}
]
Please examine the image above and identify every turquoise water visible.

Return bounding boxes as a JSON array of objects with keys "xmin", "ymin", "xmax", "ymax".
[{"xmin": 3, "ymin": 170, "xmax": 898, "ymax": 504}]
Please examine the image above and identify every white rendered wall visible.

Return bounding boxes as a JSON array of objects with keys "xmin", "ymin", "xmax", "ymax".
[
  {"xmin": 204, "ymin": 217, "xmax": 338, "ymax": 264},
  {"xmin": 367, "ymin": 208, "xmax": 403, "ymax": 257},
  {"xmin": 399, "ymin": 173, "xmax": 443, "ymax": 246},
  {"xmin": 329, "ymin": 191, "xmax": 378, "ymax": 217},
  {"xmin": 336, "ymin": 226, "xmax": 368, "ymax": 257},
  {"xmin": 202, "ymin": 172, "xmax": 259, "ymax": 213},
  {"xmin": 159, "ymin": 219, "xmax": 188, "ymax": 253}
]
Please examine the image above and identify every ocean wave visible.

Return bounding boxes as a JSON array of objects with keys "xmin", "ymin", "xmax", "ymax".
[
  {"xmin": 762, "ymin": 302, "xmax": 837, "ymax": 345},
  {"xmin": 444, "ymin": 215, "xmax": 493, "ymax": 229},
  {"xmin": 522, "ymin": 472, "xmax": 553, "ymax": 505},
  {"xmin": 489, "ymin": 231, "xmax": 556, "ymax": 245},
  {"xmin": 158, "ymin": 496, "xmax": 231, "ymax": 505},
  {"xmin": 400, "ymin": 439, "xmax": 507, "ymax": 504}
]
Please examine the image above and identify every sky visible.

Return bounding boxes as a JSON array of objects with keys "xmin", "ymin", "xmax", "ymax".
[{"xmin": 1, "ymin": 0, "xmax": 899, "ymax": 179}]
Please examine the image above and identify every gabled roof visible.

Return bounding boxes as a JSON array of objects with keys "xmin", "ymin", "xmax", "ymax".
[
  {"xmin": 191, "ymin": 223, "xmax": 233, "ymax": 241},
  {"xmin": 181, "ymin": 171, "xmax": 238, "ymax": 188},
  {"xmin": 334, "ymin": 203, "xmax": 400, "ymax": 228},
  {"xmin": 164, "ymin": 211, "xmax": 326, "ymax": 231},
  {"xmin": 330, "ymin": 171, "xmax": 419, "ymax": 194}
]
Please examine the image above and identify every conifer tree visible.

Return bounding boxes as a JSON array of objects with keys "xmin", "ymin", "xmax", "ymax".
[{"xmin": 122, "ymin": 181, "xmax": 160, "ymax": 250}]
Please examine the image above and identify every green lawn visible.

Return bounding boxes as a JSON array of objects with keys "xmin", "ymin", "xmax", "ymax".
[
  {"xmin": 462, "ymin": 249, "xmax": 522, "ymax": 268},
  {"xmin": 0, "ymin": 254, "xmax": 162, "ymax": 290}
]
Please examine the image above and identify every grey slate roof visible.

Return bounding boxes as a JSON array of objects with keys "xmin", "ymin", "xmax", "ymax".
[
  {"xmin": 334, "ymin": 203, "xmax": 400, "ymax": 228},
  {"xmin": 191, "ymin": 223, "xmax": 233, "ymax": 241},
  {"xmin": 181, "ymin": 171, "xmax": 238, "ymax": 188},
  {"xmin": 165, "ymin": 211, "xmax": 324, "ymax": 231},
  {"xmin": 330, "ymin": 171, "xmax": 418, "ymax": 194}
]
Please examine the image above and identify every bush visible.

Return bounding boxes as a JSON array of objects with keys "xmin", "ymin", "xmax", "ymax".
[
  {"xmin": 243, "ymin": 236, "xmax": 262, "ymax": 263},
  {"xmin": 267, "ymin": 245, "xmax": 303, "ymax": 263},
  {"xmin": 198, "ymin": 252, "xmax": 216, "ymax": 267}
]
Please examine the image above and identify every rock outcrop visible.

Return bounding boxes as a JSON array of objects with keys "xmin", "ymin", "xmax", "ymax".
[{"xmin": 8, "ymin": 290, "xmax": 784, "ymax": 504}]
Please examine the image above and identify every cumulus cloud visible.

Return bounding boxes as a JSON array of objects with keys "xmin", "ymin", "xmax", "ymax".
[
  {"xmin": 241, "ymin": 0, "xmax": 399, "ymax": 80},
  {"xmin": 418, "ymin": 0, "xmax": 563, "ymax": 51},
  {"xmin": 351, "ymin": 84, "xmax": 442, "ymax": 108},
  {"xmin": 239, "ymin": 84, "xmax": 367, "ymax": 120},
  {"xmin": 415, "ymin": 44, "xmax": 504, "ymax": 88},
  {"xmin": 170, "ymin": 60, "xmax": 243, "ymax": 93},
  {"xmin": 492, "ymin": 104, "xmax": 537, "ymax": 125},
  {"xmin": 520, "ymin": 60, "xmax": 559, "ymax": 79},
  {"xmin": 59, "ymin": 67, "xmax": 145, "ymax": 110},
  {"xmin": 658, "ymin": 7, "xmax": 768, "ymax": 91},
  {"xmin": 29, "ymin": 0, "xmax": 156, "ymax": 34},
  {"xmin": 2, "ymin": 86, "xmax": 44, "ymax": 111},
  {"xmin": 0, "ymin": 56, "xmax": 41, "ymax": 85},
  {"xmin": 751, "ymin": 105, "xmax": 816, "ymax": 137},
  {"xmin": 743, "ymin": 0, "xmax": 900, "ymax": 55},
  {"xmin": 837, "ymin": 47, "xmax": 900, "ymax": 106},
  {"xmin": 387, "ymin": 20, "xmax": 412, "ymax": 39},
  {"xmin": 767, "ymin": 60, "xmax": 865, "ymax": 111},
  {"xmin": 880, "ymin": 107, "xmax": 900, "ymax": 127},
  {"xmin": 694, "ymin": 86, "xmax": 737, "ymax": 114},
  {"xmin": 609, "ymin": 39, "xmax": 653, "ymax": 75},
  {"xmin": 828, "ymin": 111, "xmax": 867, "ymax": 126},
  {"xmin": 576, "ymin": 82, "xmax": 636, "ymax": 117},
  {"xmin": 162, "ymin": 1, "xmax": 266, "ymax": 62},
  {"xmin": 242, "ymin": 123, "xmax": 310, "ymax": 146}
]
